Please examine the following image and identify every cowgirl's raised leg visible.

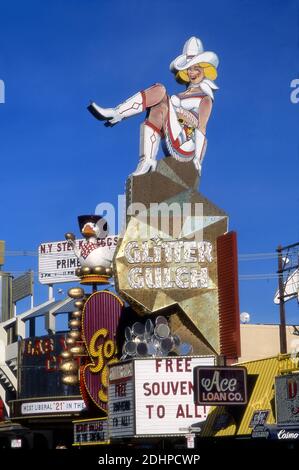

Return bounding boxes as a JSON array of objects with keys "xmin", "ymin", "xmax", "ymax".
[
  {"xmin": 88, "ymin": 83, "xmax": 167, "ymax": 125},
  {"xmin": 88, "ymin": 84, "xmax": 169, "ymax": 176}
]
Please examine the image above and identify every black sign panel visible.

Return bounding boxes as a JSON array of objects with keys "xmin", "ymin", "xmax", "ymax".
[
  {"xmin": 18, "ymin": 333, "xmax": 79, "ymax": 399},
  {"xmin": 252, "ymin": 425, "xmax": 299, "ymax": 440},
  {"xmin": 249, "ymin": 410, "xmax": 270, "ymax": 428},
  {"xmin": 251, "ymin": 424, "xmax": 270, "ymax": 439},
  {"xmin": 73, "ymin": 418, "xmax": 109, "ymax": 445},
  {"xmin": 193, "ymin": 366, "xmax": 247, "ymax": 406},
  {"xmin": 270, "ymin": 426, "xmax": 299, "ymax": 440}
]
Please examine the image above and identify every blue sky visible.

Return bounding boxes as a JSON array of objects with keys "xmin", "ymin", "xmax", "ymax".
[{"xmin": 0, "ymin": 0, "xmax": 298, "ymax": 324}]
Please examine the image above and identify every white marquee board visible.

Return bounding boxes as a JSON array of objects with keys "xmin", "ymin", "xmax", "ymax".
[
  {"xmin": 134, "ymin": 356, "xmax": 215, "ymax": 435},
  {"xmin": 38, "ymin": 237, "xmax": 118, "ymax": 284}
]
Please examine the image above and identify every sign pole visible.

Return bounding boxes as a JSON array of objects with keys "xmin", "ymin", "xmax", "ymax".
[{"xmin": 48, "ymin": 284, "xmax": 54, "ymax": 301}]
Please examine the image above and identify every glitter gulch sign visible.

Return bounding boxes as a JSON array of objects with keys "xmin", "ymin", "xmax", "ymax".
[{"xmin": 81, "ymin": 291, "xmax": 123, "ymax": 412}]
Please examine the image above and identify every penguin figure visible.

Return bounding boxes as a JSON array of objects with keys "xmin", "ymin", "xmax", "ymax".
[{"xmin": 66, "ymin": 215, "xmax": 113, "ymax": 269}]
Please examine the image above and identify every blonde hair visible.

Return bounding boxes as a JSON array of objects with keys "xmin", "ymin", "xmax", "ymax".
[{"xmin": 176, "ymin": 62, "xmax": 217, "ymax": 84}]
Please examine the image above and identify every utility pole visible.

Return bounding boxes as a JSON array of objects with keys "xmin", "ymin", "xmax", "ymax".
[
  {"xmin": 276, "ymin": 241, "xmax": 299, "ymax": 354},
  {"xmin": 277, "ymin": 245, "xmax": 287, "ymax": 354}
]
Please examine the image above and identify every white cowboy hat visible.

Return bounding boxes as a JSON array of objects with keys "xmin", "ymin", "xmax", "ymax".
[{"xmin": 170, "ymin": 36, "xmax": 219, "ymax": 72}]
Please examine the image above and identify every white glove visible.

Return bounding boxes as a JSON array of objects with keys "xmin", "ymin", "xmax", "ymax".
[{"xmin": 193, "ymin": 129, "xmax": 207, "ymax": 174}]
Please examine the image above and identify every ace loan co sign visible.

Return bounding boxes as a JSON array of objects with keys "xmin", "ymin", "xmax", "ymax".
[{"xmin": 193, "ymin": 366, "xmax": 248, "ymax": 406}]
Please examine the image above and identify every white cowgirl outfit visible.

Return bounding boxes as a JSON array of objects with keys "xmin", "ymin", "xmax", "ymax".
[{"xmin": 165, "ymin": 87, "xmax": 209, "ymax": 162}]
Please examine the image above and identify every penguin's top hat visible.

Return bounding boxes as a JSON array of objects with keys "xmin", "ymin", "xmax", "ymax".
[{"xmin": 77, "ymin": 215, "xmax": 108, "ymax": 237}]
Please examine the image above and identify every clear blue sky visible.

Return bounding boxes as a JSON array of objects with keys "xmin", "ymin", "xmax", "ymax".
[{"xmin": 0, "ymin": 0, "xmax": 298, "ymax": 324}]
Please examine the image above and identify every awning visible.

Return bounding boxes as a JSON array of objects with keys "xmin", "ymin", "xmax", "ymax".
[
  {"xmin": 0, "ymin": 421, "xmax": 31, "ymax": 436},
  {"xmin": 23, "ymin": 298, "xmax": 76, "ymax": 320}
]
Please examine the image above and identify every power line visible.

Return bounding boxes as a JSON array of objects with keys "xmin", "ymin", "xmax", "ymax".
[
  {"xmin": 6, "ymin": 269, "xmax": 285, "ymax": 282},
  {"xmin": 5, "ymin": 251, "xmax": 37, "ymax": 256},
  {"xmin": 239, "ymin": 274, "xmax": 280, "ymax": 280},
  {"xmin": 3, "ymin": 250, "xmax": 295, "ymax": 260}
]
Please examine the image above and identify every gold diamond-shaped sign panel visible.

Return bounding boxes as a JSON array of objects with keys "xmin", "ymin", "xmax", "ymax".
[{"xmin": 114, "ymin": 157, "xmax": 228, "ymax": 353}]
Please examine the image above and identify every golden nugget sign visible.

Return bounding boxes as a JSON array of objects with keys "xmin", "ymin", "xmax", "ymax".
[
  {"xmin": 124, "ymin": 240, "xmax": 213, "ymax": 290},
  {"xmin": 81, "ymin": 291, "xmax": 123, "ymax": 412}
]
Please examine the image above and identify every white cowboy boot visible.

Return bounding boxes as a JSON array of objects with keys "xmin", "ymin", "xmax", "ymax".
[
  {"xmin": 193, "ymin": 129, "xmax": 207, "ymax": 174},
  {"xmin": 131, "ymin": 123, "xmax": 161, "ymax": 176},
  {"xmin": 88, "ymin": 92, "xmax": 145, "ymax": 125}
]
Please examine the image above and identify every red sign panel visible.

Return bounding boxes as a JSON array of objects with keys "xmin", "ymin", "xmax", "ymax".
[
  {"xmin": 217, "ymin": 231, "xmax": 241, "ymax": 361},
  {"xmin": 81, "ymin": 291, "xmax": 123, "ymax": 412},
  {"xmin": 193, "ymin": 366, "xmax": 247, "ymax": 406}
]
